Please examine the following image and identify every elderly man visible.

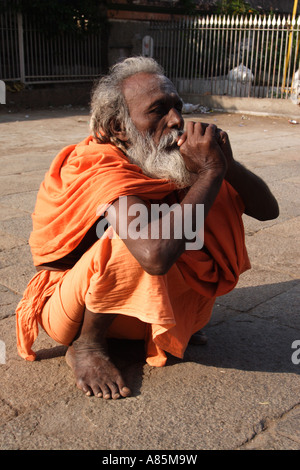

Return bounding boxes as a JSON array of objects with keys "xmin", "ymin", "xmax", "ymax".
[{"xmin": 16, "ymin": 57, "xmax": 279, "ymax": 400}]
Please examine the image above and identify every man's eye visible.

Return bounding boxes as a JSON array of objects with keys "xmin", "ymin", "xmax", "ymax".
[
  {"xmin": 150, "ymin": 106, "xmax": 164, "ymax": 115},
  {"xmin": 149, "ymin": 101, "xmax": 182, "ymax": 116}
]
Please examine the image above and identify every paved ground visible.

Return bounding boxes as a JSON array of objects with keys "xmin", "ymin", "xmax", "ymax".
[{"xmin": 0, "ymin": 106, "xmax": 299, "ymax": 451}]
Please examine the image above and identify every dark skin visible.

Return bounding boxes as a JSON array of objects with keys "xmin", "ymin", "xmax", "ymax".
[{"xmin": 65, "ymin": 72, "xmax": 279, "ymax": 399}]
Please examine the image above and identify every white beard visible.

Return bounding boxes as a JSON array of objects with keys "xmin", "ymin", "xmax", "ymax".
[{"xmin": 125, "ymin": 122, "xmax": 193, "ymax": 189}]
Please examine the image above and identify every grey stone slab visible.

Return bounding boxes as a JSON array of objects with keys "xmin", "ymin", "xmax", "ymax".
[
  {"xmin": 1, "ymin": 357, "xmax": 299, "ymax": 450},
  {"xmin": 0, "ymin": 216, "xmax": 32, "ymax": 243},
  {"xmin": 0, "ymin": 193, "xmax": 37, "ymax": 215},
  {"xmin": 0, "ymin": 171, "xmax": 45, "ymax": 197},
  {"xmin": 265, "ymin": 177, "xmax": 300, "ymax": 210},
  {"xmin": 240, "ymin": 145, "xmax": 300, "ymax": 165},
  {"xmin": 0, "ymin": 244, "xmax": 32, "ymax": 270},
  {"xmin": 0, "ymin": 115, "xmax": 89, "ymax": 158},
  {"xmin": 0, "ymin": 203, "xmax": 29, "ymax": 221},
  {"xmin": 275, "ymin": 406, "xmax": 300, "ymax": 440},
  {"xmin": 243, "ymin": 215, "xmax": 286, "ymax": 237},
  {"xmin": 0, "ymin": 284, "xmax": 22, "ymax": 319},
  {"xmin": 0, "ymin": 399, "xmax": 19, "ymax": 424},
  {"xmin": 0, "ymin": 301, "xmax": 21, "ymax": 320},
  {"xmin": 0, "ymin": 153, "xmax": 53, "ymax": 177},
  {"xmin": 0, "ymin": 263, "xmax": 35, "ymax": 294},
  {"xmin": 243, "ymin": 166, "xmax": 300, "ymax": 227},
  {"xmin": 248, "ymin": 282, "xmax": 300, "ymax": 331},
  {"xmin": 245, "ymin": 218, "xmax": 300, "ymax": 278},
  {"xmin": 216, "ymin": 267, "xmax": 299, "ymax": 313},
  {"xmin": 272, "ymin": 186, "xmax": 300, "ymax": 219},
  {"xmin": 0, "ymin": 110, "xmax": 299, "ymax": 451},
  {"xmin": 1, "ymin": 312, "xmax": 300, "ymax": 450},
  {"xmin": 241, "ymin": 406, "xmax": 300, "ymax": 450},
  {"xmin": 245, "ymin": 160, "xmax": 300, "ymax": 184},
  {"xmin": 208, "ymin": 303, "xmax": 241, "ymax": 326},
  {"xmin": 186, "ymin": 313, "xmax": 300, "ymax": 374},
  {"xmin": 0, "ymin": 232, "xmax": 27, "ymax": 251}
]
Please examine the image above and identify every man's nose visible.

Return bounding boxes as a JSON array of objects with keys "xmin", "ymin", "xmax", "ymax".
[{"xmin": 167, "ymin": 108, "xmax": 184, "ymax": 130}]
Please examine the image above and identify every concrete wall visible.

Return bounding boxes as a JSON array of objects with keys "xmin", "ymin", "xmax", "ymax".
[
  {"xmin": 107, "ymin": 19, "xmax": 150, "ymax": 66},
  {"xmin": 1, "ymin": 18, "xmax": 151, "ymax": 111},
  {"xmin": 1, "ymin": 18, "xmax": 299, "ymax": 119},
  {"xmin": 2, "ymin": 82, "xmax": 300, "ymax": 119},
  {"xmin": 180, "ymin": 93, "xmax": 300, "ymax": 119},
  {"xmin": 2, "ymin": 82, "xmax": 93, "ymax": 111}
]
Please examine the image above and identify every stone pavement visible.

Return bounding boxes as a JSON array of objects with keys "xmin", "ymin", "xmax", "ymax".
[{"xmin": 0, "ymin": 107, "xmax": 299, "ymax": 451}]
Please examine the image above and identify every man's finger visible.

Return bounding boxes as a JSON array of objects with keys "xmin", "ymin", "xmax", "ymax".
[
  {"xmin": 185, "ymin": 120, "xmax": 195, "ymax": 136},
  {"xmin": 204, "ymin": 123, "xmax": 218, "ymax": 137},
  {"xmin": 194, "ymin": 121, "xmax": 206, "ymax": 135},
  {"xmin": 177, "ymin": 132, "xmax": 187, "ymax": 146}
]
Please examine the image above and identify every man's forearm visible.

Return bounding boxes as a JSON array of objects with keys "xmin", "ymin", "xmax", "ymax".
[
  {"xmin": 107, "ymin": 167, "xmax": 225, "ymax": 276},
  {"xmin": 225, "ymin": 161, "xmax": 279, "ymax": 221},
  {"xmin": 155, "ymin": 167, "xmax": 225, "ymax": 272}
]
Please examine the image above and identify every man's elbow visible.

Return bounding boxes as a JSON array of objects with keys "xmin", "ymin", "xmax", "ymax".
[
  {"xmin": 139, "ymin": 248, "xmax": 172, "ymax": 276},
  {"xmin": 246, "ymin": 197, "xmax": 280, "ymax": 221},
  {"xmin": 265, "ymin": 205, "xmax": 280, "ymax": 221},
  {"xmin": 258, "ymin": 200, "xmax": 280, "ymax": 221},
  {"xmin": 144, "ymin": 264, "xmax": 169, "ymax": 276}
]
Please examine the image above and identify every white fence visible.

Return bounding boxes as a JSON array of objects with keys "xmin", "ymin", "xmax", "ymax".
[
  {"xmin": 0, "ymin": 8, "xmax": 104, "ymax": 84},
  {"xmin": 150, "ymin": 15, "xmax": 300, "ymax": 100},
  {"xmin": 1, "ymin": 9, "xmax": 300, "ymax": 102}
]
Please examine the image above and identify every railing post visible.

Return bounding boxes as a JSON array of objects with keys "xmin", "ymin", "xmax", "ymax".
[
  {"xmin": 17, "ymin": 12, "xmax": 25, "ymax": 83},
  {"xmin": 282, "ymin": 1, "xmax": 298, "ymax": 94}
]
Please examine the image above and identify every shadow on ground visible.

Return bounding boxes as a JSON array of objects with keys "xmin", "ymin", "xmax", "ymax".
[{"xmin": 28, "ymin": 279, "xmax": 300, "ymax": 399}]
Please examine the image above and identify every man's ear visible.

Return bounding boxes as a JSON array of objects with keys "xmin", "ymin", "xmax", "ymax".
[{"xmin": 109, "ymin": 119, "xmax": 129, "ymax": 142}]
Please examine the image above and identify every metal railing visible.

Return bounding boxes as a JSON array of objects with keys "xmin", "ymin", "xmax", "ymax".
[
  {"xmin": 1, "ymin": 8, "xmax": 299, "ymax": 102},
  {"xmin": 150, "ymin": 15, "xmax": 300, "ymax": 100},
  {"xmin": 0, "ymin": 8, "xmax": 103, "ymax": 84}
]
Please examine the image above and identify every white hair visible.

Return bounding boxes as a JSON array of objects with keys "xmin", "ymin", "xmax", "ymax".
[
  {"xmin": 90, "ymin": 56, "xmax": 165, "ymax": 149},
  {"xmin": 126, "ymin": 121, "xmax": 192, "ymax": 188},
  {"xmin": 90, "ymin": 56, "xmax": 192, "ymax": 188}
]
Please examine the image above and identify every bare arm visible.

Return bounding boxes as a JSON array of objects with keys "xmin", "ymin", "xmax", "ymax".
[
  {"xmin": 218, "ymin": 131, "xmax": 279, "ymax": 221},
  {"xmin": 106, "ymin": 123, "xmax": 227, "ymax": 275}
]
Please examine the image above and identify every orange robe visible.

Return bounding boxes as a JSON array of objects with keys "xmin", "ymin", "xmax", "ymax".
[{"xmin": 16, "ymin": 136, "xmax": 250, "ymax": 365}]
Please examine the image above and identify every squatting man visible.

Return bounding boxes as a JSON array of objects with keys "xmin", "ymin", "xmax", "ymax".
[{"xmin": 16, "ymin": 57, "xmax": 279, "ymax": 399}]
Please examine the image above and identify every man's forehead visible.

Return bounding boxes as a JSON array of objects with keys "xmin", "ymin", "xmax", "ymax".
[{"xmin": 122, "ymin": 72, "xmax": 178, "ymax": 105}]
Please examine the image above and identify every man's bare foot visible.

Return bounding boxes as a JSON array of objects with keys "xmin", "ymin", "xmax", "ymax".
[
  {"xmin": 65, "ymin": 344, "xmax": 131, "ymax": 399},
  {"xmin": 189, "ymin": 330, "xmax": 208, "ymax": 345}
]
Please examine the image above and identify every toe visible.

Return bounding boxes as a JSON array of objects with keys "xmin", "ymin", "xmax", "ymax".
[
  {"xmin": 90, "ymin": 383, "xmax": 103, "ymax": 398},
  {"xmin": 76, "ymin": 378, "xmax": 92, "ymax": 396},
  {"xmin": 108, "ymin": 381, "xmax": 121, "ymax": 400},
  {"xmin": 100, "ymin": 384, "xmax": 112, "ymax": 399},
  {"xmin": 120, "ymin": 386, "xmax": 131, "ymax": 398},
  {"xmin": 114, "ymin": 375, "xmax": 131, "ymax": 398}
]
